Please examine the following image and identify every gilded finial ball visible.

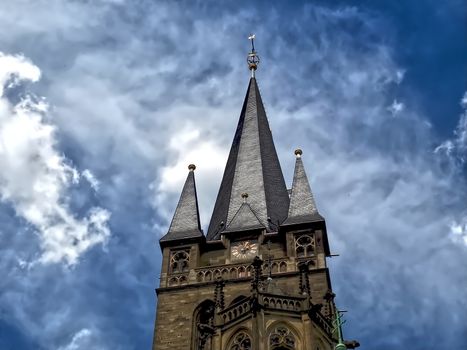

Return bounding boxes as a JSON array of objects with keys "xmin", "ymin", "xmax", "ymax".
[
  {"xmin": 247, "ymin": 53, "xmax": 260, "ymax": 70},
  {"xmin": 241, "ymin": 192, "xmax": 249, "ymax": 199},
  {"xmin": 188, "ymin": 164, "xmax": 196, "ymax": 171},
  {"xmin": 294, "ymin": 148, "xmax": 303, "ymax": 157}
]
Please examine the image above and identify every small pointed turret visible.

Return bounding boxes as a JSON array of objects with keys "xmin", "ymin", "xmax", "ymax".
[
  {"xmin": 283, "ymin": 149, "xmax": 324, "ymax": 225},
  {"xmin": 160, "ymin": 164, "xmax": 204, "ymax": 244}
]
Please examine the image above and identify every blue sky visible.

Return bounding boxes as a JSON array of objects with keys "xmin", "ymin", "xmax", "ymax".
[{"xmin": 0, "ymin": 1, "xmax": 466, "ymax": 349}]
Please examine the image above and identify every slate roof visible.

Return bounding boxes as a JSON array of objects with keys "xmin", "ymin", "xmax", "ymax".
[
  {"xmin": 160, "ymin": 168, "xmax": 204, "ymax": 243},
  {"xmin": 224, "ymin": 202, "xmax": 266, "ymax": 233},
  {"xmin": 207, "ymin": 78, "xmax": 290, "ymax": 239},
  {"xmin": 283, "ymin": 153, "xmax": 324, "ymax": 225}
]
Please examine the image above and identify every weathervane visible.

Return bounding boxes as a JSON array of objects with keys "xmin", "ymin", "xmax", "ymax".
[{"xmin": 247, "ymin": 34, "xmax": 260, "ymax": 77}]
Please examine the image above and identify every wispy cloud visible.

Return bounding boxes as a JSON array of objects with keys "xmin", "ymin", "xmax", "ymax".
[
  {"xmin": 0, "ymin": 52, "xmax": 110, "ymax": 266},
  {"xmin": 58, "ymin": 329, "xmax": 93, "ymax": 350},
  {"xmin": 153, "ymin": 123, "xmax": 228, "ymax": 228},
  {"xmin": 435, "ymin": 91, "xmax": 467, "ymax": 163},
  {"xmin": 388, "ymin": 99, "xmax": 405, "ymax": 116},
  {"xmin": 82, "ymin": 169, "xmax": 100, "ymax": 192},
  {"xmin": 451, "ymin": 219, "xmax": 467, "ymax": 246}
]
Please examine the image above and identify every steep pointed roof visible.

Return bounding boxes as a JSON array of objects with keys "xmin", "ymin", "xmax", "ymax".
[
  {"xmin": 207, "ymin": 78, "xmax": 290, "ymax": 239},
  {"xmin": 225, "ymin": 201, "xmax": 265, "ymax": 233},
  {"xmin": 160, "ymin": 164, "xmax": 204, "ymax": 244},
  {"xmin": 283, "ymin": 150, "xmax": 324, "ymax": 225}
]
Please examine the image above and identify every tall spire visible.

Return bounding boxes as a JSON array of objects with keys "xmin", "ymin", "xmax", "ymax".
[
  {"xmin": 207, "ymin": 77, "xmax": 290, "ymax": 239},
  {"xmin": 283, "ymin": 149, "xmax": 324, "ymax": 225},
  {"xmin": 160, "ymin": 164, "xmax": 204, "ymax": 244}
]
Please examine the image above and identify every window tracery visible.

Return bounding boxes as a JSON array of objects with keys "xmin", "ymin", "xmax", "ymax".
[
  {"xmin": 193, "ymin": 300, "xmax": 215, "ymax": 350},
  {"xmin": 229, "ymin": 331, "xmax": 252, "ymax": 350},
  {"xmin": 269, "ymin": 325, "xmax": 295, "ymax": 349},
  {"xmin": 169, "ymin": 249, "xmax": 190, "ymax": 274},
  {"xmin": 295, "ymin": 234, "xmax": 315, "ymax": 258}
]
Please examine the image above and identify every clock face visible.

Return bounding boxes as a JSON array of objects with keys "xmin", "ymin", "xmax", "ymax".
[{"xmin": 231, "ymin": 241, "xmax": 258, "ymax": 260}]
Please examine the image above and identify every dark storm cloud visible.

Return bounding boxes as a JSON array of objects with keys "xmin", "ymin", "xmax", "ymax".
[{"xmin": 0, "ymin": 1, "xmax": 466, "ymax": 350}]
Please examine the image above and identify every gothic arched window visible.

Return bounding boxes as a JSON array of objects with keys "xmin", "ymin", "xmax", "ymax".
[
  {"xmin": 269, "ymin": 325, "xmax": 295, "ymax": 349},
  {"xmin": 295, "ymin": 234, "xmax": 315, "ymax": 258},
  {"xmin": 229, "ymin": 331, "xmax": 252, "ymax": 350},
  {"xmin": 169, "ymin": 249, "xmax": 190, "ymax": 274},
  {"xmin": 192, "ymin": 300, "xmax": 215, "ymax": 350}
]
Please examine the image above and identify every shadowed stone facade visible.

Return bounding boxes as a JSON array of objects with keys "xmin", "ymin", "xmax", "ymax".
[{"xmin": 152, "ymin": 70, "xmax": 358, "ymax": 349}]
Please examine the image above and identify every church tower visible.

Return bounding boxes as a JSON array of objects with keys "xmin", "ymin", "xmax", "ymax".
[{"xmin": 152, "ymin": 37, "xmax": 359, "ymax": 350}]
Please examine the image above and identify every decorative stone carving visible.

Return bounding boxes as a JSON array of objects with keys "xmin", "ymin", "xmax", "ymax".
[
  {"xmin": 169, "ymin": 250, "xmax": 190, "ymax": 274},
  {"xmin": 214, "ymin": 277, "xmax": 225, "ymax": 312},
  {"xmin": 229, "ymin": 331, "xmax": 252, "ymax": 350},
  {"xmin": 167, "ymin": 274, "xmax": 189, "ymax": 287},
  {"xmin": 195, "ymin": 259, "xmax": 289, "ymax": 284},
  {"xmin": 298, "ymin": 261, "xmax": 311, "ymax": 297},
  {"xmin": 269, "ymin": 325, "xmax": 295, "ymax": 349},
  {"xmin": 250, "ymin": 256, "xmax": 263, "ymax": 292},
  {"xmin": 294, "ymin": 234, "xmax": 315, "ymax": 258}
]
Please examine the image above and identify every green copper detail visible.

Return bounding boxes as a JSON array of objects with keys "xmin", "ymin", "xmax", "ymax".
[{"xmin": 333, "ymin": 311, "xmax": 347, "ymax": 350}]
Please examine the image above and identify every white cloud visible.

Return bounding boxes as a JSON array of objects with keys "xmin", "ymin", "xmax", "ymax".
[
  {"xmin": 434, "ymin": 140, "xmax": 454, "ymax": 155},
  {"xmin": 153, "ymin": 123, "xmax": 228, "ymax": 229},
  {"xmin": 388, "ymin": 99, "xmax": 405, "ymax": 116},
  {"xmin": 395, "ymin": 69, "xmax": 405, "ymax": 84},
  {"xmin": 0, "ymin": 53, "xmax": 41, "ymax": 95},
  {"xmin": 0, "ymin": 52, "xmax": 110, "ymax": 266},
  {"xmin": 82, "ymin": 169, "xmax": 100, "ymax": 191},
  {"xmin": 450, "ymin": 219, "xmax": 467, "ymax": 246},
  {"xmin": 455, "ymin": 93, "xmax": 467, "ymax": 153},
  {"xmin": 452, "ymin": 92, "xmax": 467, "ymax": 156},
  {"xmin": 58, "ymin": 329, "xmax": 93, "ymax": 350},
  {"xmin": 462, "ymin": 91, "xmax": 467, "ymax": 107},
  {"xmin": 435, "ymin": 91, "xmax": 467, "ymax": 162}
]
